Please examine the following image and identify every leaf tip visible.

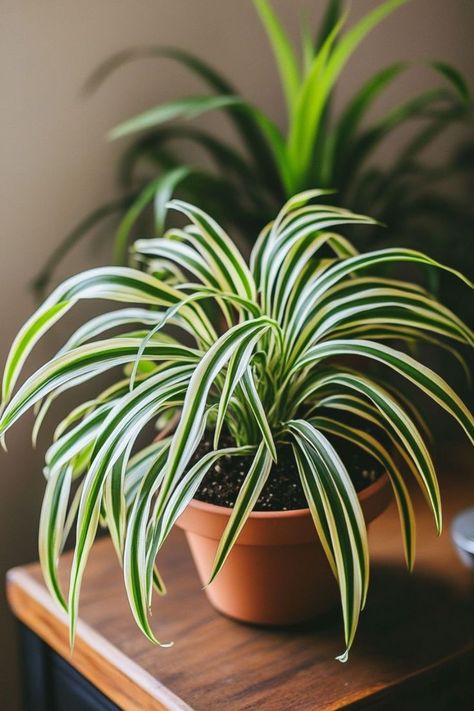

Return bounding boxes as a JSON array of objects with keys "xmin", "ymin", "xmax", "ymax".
[
  {"xmin": 107, "ymin": 126, "xmax": 122, "ymax": 142},
  {"xmin": 68, "ymin": 623, "xmax": 77, "ymax": 652}
]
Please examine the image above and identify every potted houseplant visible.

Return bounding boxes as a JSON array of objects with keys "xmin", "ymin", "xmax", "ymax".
[
  {"xmin": 34, "ymin": 0, "xmax": 473, "ymax": 297},
  {"xmin": 1, "ymin": 191, "xmax": 473, "ymax": 661}
]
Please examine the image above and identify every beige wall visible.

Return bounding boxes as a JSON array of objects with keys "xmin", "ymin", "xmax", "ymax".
[{"xmin": 1, "ymin": 1, "xmax": 473, "ymax": 706}]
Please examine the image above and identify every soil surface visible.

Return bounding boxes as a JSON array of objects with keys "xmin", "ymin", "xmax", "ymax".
[{"xmin": 192, "ymin": 432, "xmax": 383, "ymax": 512}]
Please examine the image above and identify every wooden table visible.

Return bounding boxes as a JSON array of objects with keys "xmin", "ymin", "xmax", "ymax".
[{"xmin": 7, "ymin": 445, "xmax": 474, "ymax": 710}]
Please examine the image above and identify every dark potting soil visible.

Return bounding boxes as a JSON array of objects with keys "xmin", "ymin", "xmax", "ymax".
[{"xmin": 192, "ymin": 432, "xmax": 383, "ymax": 512}]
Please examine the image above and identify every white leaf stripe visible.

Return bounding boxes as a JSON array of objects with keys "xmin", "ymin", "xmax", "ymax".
[
  {"xmin": 289, "ymin": 420, "xmax": 368, "ymax": 598},
  {"xmin": 291, "ymin": 445, "xmax": 337, "ymax": 575},
  {"xmin": 38, "ymin": 465, "xmax": 72, "ymax": 611},
  {"xmin": 33, "ymin": 364, "xmax": 154, "ymax": 450},
  {"xmin": 69, "ymin": 368, "xmax": 191, "ymax": 643},
  {"xmin": 310, "ymin": 288, "xmax": 473, "ymax": 345},
  {"xmin": 53, "ymin": 400, "xmax": 97, "ymax": 442},
  {"xmin": 45, "ymin": 403, "xmax": 114, "ymax": 474},
  {"xmin": 2, "ymin": 301, "xmax": 71, "ymax": 403},
  {"xmin": 135, "ymin": 235, "xmax": 221, "ymax": 289},
  {"xmin": 103, "ymin": 450, "xmax": 130, "ymax": 556},
  {"xmin": 46, "ymin": 371, "xmax": 151, "ymax": 451},
  {"xmin": 240, "ymin": 370, "xmax": 277, "ymax": 461},
  {"xmin": 313, "ymin": 371, "xmax": 442, "ymax": 531},
  {"xmin": 176, "ymin": 284, "xmax": 262, "ymax": 319},
  {"xmin": 123, "ymin": 439, "xmax": 171, "ymax": 509},
  {"xmin": 260, "ymin": 208, "xmax": 373, "ymax": 313},
  {"xmin": 123, "ymin": 443, "xmax": 171, "ymax": 643},
  {"xmin": 144, "ymin": 409, "xmax": 213, "ymax": 605},
  {"xmin": 168, "ymin": 200, "xmax": 256, "ymax": 300},
  {"xmin": 284, "ymin": 248, "xmax": 472, "ymax": 352},
  {"xmin": 135, "ymin": 235, "xmax": 236, "ymax": 326},
  {"xmin": 209, "ymin": 442, "xmax": 273, "ymax": 583},
  {"xmin": 288, "ymin": 421, "xmax": 365, "ymax": 659},
  {"xmin": 127, "ymin": 290, "xmax": 229, "ymax": 390},
  {"xmin": 321, "ymin": 323, "xmax": 472, "ymax": 385},
  {"xmin": 295, "ymin": 438, "xmax": 361, "ymax": 640},
  {"xmin": 157, "ymin": 445, "xmax": 256, "ymax": 552},
  {"xmin": 293, "ymin": 339, "xmax": 474, "ymax": 445},
  {"xmin": 316, "ymin": 390, "xmax": 435, "ymax": 489},
  {"xmin": 317, "ymin": 387, "xmax": 432, "ymax": 447},
  {"xmin": 58, "ymin": 308, "xmax": 176, "ymax": 354},
  {"xmin": 313, "ymin": 415, "xmax": 416, "ymax": 570},
  {"xmin": 1, "ymin": 267, "xmax": 210, "ymax": 404},
  {"xmin": 154, "ymin": 318, "xmax": 276, "ymax": 519},
  {"xmin": 315, "ymin": 278, "xmax": 430, "ymax": 316},
  {"xmin": 214, "ymin": 340, "xmax": 262, "ymax": 449},
  {"xmin": 0, "ymin": 339, "xmax": 199, "ymax": 438},
  {"xmin": 272, "ymin": 231, "xmax": 358, "ymax": 323},
  {"xmin": 250, "ymin": 189, "xmax": 333, "ymax": 284},
  {"xmin": 290, "ymin": 374, "xmax": 437, "ymax": 528}
]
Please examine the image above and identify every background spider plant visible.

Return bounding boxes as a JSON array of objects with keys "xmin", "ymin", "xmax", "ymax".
[
  {"xmin": 2, "ymin": 190, "xmax": 473, "ymax": 660},
  {"xmin": 34, "ymin": 0, "xmax": 474, "ymax": 308}
]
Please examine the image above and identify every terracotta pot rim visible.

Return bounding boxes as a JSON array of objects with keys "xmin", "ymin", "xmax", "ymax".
[{"xmin": 187, "ymin": 471, "xmax": 389, "ymax": 519}]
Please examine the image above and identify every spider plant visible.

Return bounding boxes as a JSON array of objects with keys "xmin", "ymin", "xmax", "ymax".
[
  {"xmin": 34, "ymin": 0, "xmax": 473, "ymax": 295},
  {"xmin": 2, "ymin": 190, "xmax": 473, "ymax": 659}
]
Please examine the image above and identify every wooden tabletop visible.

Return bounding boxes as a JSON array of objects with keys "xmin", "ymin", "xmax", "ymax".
[{"xmin": 7, "ymin": 443, "xmax": 474, "ymax": 710}]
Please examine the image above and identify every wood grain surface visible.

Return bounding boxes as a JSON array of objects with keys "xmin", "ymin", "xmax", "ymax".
[{"xmin": 7, "ymin": 444, "xmax": 474, "ymax": 710}]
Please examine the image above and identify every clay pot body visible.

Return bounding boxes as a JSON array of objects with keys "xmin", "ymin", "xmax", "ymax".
[{"xmin": 176, "ymin": 473, "xmax": 391, "ymax": 626}]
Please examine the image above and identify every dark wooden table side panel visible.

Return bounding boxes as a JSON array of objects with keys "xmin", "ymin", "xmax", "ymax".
[{"xmin": 19, "ymin": 623, "xmax": 120, "ymax": 711}]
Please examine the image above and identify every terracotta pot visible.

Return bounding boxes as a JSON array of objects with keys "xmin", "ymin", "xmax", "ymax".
[{"xmin": 176, "ymin": 473, "xmax": 391, "ymax": 626}]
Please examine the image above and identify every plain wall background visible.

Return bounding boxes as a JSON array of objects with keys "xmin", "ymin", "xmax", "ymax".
[{"xmin": 1, "ymin": 1, "xmax": 473, "ymax": 706}]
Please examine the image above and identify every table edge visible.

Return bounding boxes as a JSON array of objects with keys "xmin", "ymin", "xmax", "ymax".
[{"xmin": 6, "ymin": 565, "xmax": 193, "ymax": 711}]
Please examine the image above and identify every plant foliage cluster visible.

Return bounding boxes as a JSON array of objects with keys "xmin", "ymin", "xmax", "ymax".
[
  {"xmin": 35, "ymin": 0, "xmax": 474, "ymax": 297},
  {"xmin": 2, "ymin": 190, "xmax": 473, "ymax": 658}
]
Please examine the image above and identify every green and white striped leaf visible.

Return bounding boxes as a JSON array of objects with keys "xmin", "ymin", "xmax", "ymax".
[
  {"xmin": 240, "ymin": 369, "xmax": 277, "ymax": 461},
  {"xmin": 312, "ymin": 415, "xmax": 416, "ymax": 569},
  {"xmin": 288, "ymin": 420, "xmax": 368, "ymax": 661},
  {"xmin": 68, "ymin": 366, "xmax": 192, "ymax": 644},
  {"xmin": 293, "ymin": 339, "xmax": 474, "ymax": 447},
  {"xmin": 1, "ymin": 266, "xmax": 210, "ymax": 404},
  {"xmin": 312, "ymin": 371, "xmax": 442, "ymax": 531},
  {"xmin": 45, "ymin": 402, "xmax": 115, "ymax": 475},
  {"xmin": 285, "ymin": 248, "xmax": 472, "ymax": 354},
  {"xmin": 168, "ymin": 199, "xmax": 256, "ymax": 301},
  {"xmin": 38, "ymin": 465, "xmax": 73, "ymax": 611},
  {"xmin": 157, "ymin": 444, "xmax": 256, "ymax": 553},
  {"xmin": 208, "ymin": 441, "xmax": 273, "ymax": 583},
  {"xmin": 58, "ymin": 309, "xmax": 172, "ymax": 354},
  {"xmin": 123, "ymin": 443, "xmax": 171, "ymax": 643},
  {"xmin": 154, "ymin": 318, "xmax": 276, "ymax": 519},
  {"xmin": 0, "ymin": 339, "xmax": 199, "ymax": 440}
]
